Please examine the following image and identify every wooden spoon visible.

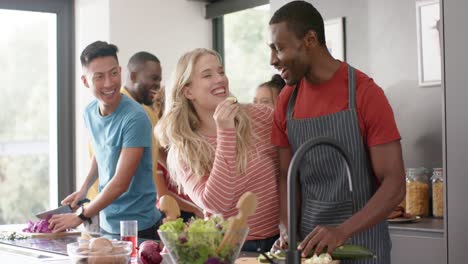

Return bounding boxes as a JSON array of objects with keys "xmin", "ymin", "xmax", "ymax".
[
  {"xmin": 217, "ymin": 191, "xmax": 257, "ymax": 252},
  {"xmin": 159, "ymin": 195, "xmax": 181, "ymax": 223}
]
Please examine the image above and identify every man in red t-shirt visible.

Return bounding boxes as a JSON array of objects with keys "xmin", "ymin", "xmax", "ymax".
[{"xmin": 268, "ymin": 2, "xmax": 405, "ymax": 263}]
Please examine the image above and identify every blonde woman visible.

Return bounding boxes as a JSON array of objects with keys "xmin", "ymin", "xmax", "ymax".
[
  {"xmin": 156, "ymin": 48, "xmax": 280, "ymax": 252},
  {"xmin": 153, "ymin": 86, "xmax": 204, "ymax": 221}
]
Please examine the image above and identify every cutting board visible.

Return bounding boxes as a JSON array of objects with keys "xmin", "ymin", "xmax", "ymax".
[
  {"xmin": 20, "ymin": 230, "xmax": 81, "ymax": 238},
  {"xmin": 235, "ymin": 257, "xmax": 261, "ymax": 264},
  {"xmin": 235, "ymin": 257, "xmax": 340, "ymax": 264},
  {"xmin": 0, "ymin": 224, "xmax": 81, "ymax": 239}
]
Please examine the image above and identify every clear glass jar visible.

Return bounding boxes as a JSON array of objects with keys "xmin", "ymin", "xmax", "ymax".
[
  {"xmin": 431, "ymin": 168, "xmax": 444, "ymax": 218},
  {"xmin": 405, "ymin": 167, "xmax": 429, "ymax": 217}
]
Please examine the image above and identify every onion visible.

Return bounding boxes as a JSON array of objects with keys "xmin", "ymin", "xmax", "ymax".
[{"xmin": 138, "ymin": 240, "xmax": 163, "ymax": 264}]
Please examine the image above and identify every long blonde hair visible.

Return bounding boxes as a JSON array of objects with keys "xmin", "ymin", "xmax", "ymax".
[{"xmin": 156, "ymin": 48, "xmax": 254, "ymax": 182}]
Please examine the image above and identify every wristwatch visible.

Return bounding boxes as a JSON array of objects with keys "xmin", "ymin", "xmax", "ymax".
[{"xmin": 76, "ymin": 205, "xmax": 92, "ymax": 225}]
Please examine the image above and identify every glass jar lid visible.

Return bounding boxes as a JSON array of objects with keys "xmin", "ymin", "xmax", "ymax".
[
  {"xmin": 431, "ymin": 167, "xmax": 443, "ymax": 181},
  {"xmin": 406, "ymin": 167, "xmax": 428, "ymax": 182}
]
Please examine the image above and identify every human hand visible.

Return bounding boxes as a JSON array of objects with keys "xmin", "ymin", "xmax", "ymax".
[
  {"xmin": 298, "ymin": 225, "xmax": 349, "ymax": 257},
  {"xmin": 213, "ymin": 97, "xmax": 239, "ymax": 130},
  {"xmin": 48, "ymin": 213, "xmax": 82, "ymax": 233},
  {"xmin": 61, "ymin": 191, "xmax": 86, "ymax": 210},
  {"xmin": 270, "ymin": 223, "xmax": 289, "ymax": 253}
]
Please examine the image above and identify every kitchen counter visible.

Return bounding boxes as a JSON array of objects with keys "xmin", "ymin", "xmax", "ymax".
[
  {"xmin": 1, "ymin": 219, "xmax": 445, "ymax": 264},
  {"xmin": 388, "ymin": 217, "xmax": 444, "ymax": 237},
  {"xmin": 389, "ymin": 217, "xmax": 444, "ymax": 233},
  {"xmin": 0, "ymin": 241, "xmax": 259, "ymax": 264},
  {"xmin": 0, "ymin": 224, "xmax": 261, "ymax": 264}
]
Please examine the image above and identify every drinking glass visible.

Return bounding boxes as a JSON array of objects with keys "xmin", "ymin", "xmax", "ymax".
[{"xmin": 120, "ymin": 220, "xmax": 138, "ymax": 257}]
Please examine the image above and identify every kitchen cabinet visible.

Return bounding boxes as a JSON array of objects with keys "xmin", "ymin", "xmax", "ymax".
[{"xmin": 389, "ymin": 218, "xmax": 444, "ymax": 264}]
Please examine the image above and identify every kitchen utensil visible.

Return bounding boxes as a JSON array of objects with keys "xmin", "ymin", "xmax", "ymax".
[
  {"xmin": 158, "ymin": 195, "xmax": 181, "ymax": 223},
  {"xmin": 217, "ymin": 191, "xmax": 257, "ymax": 253},
  {"xmin": 35, "ymin": 198, "xmax": 90, "ymax": 219}
]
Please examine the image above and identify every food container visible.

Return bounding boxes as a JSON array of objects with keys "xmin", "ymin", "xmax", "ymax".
[
  {"xmin": 158, "ymin": 229, "xmax": 248, "ymax": 264},
  {"xmin": 67, "ymin": 239, "xmax": 132, "ymax": 264},
  {"xmin": 405, "ymin": 167, "xmax": 429, "ymax": 217},
  {"xmin": 431, "ymin": 168, "xmax": 444, "ymax": 218}
]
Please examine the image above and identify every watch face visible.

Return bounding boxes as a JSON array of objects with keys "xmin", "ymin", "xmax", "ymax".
[{"xmin": 76, "ymin": 206, "xmax": 83, "ymax": 216}]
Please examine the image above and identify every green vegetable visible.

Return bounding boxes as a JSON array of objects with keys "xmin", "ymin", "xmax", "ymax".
[
  {"xmin": 258, "ymin": 244, "xmax": 375, "ymax": 263},
  {"xmin": 329, "ymin": 245, "xmax": 375, "ymax": 260},
  {"xmin": 309, "ymin": 244, "xmax": 375, "ymax": 260},
  {"xmin": 0, "ymin": 231, "xmax": 28, "ymax": 240},
  {"xmin": 257, "ymin": 251, "xmax": 286, "ymax": 263},
  {"xmin": 159, "ymin": 218, "xmax": 185, "ymax": 232},
  {"xmin": 158, "ymin": 216, "xmax": 244, "ymax": 264},
  {"xmin": 257, "ymin": 252, "xmax": 272, "ymax": 263}
]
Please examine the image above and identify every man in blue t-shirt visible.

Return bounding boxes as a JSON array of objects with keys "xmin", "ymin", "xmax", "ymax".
[{"xmin": 48, "ymin": 41, "xmax": 162, "ymax": 239}]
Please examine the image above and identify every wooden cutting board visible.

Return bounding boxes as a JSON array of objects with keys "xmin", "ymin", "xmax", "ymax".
[
  {"xmin": 235, "ymin": 257, "xmax": 261, "ymax": 264},
  {"xmin": 20, "ymin": 230, "xmax": 81, "ymax": 238},
  {"xmin": 0, "ymin": 224, "xmax": 81, "ymax": 239},
  {"xmin": 235, "ymin": 257, "xmax": 340, "ymax": 264}
]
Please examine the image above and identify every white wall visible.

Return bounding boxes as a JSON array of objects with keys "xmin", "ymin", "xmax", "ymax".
[
  {"xmin": 74, "ymin": 0, "xmax": 212, "ymax": 186},
  {"xmin": 74, "ymin": 0, "xmax": 111, "ymax": 187},
  {"xmin": 110, "ymin": 0, "xmax": 212, "ymax": 81},
  {"xmin": 366, "ymin": 0, "xmax": 442, "ymax": 169}
]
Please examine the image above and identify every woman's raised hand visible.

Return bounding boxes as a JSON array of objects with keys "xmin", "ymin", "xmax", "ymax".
[{"xmin": 213, "ymin": 97, "xmax": 239, "ymax": 129}]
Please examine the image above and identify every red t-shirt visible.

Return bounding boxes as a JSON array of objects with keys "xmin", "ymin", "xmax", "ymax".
[{"xmin": 272, "ymin": 62, "xmax": 401, "ymax": 148}]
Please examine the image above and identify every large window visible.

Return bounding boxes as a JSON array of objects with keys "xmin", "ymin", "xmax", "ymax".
[
  {"xmin": 0, "ymin": 1, "xmax": 74, "ymax": 224},
  {"xmin": 221, "ymin": 5, "xmax": 275, "ymax": 103},
  {"xmin": 0, "ymin": 9, "xmax": 56, "ymax": 224}
]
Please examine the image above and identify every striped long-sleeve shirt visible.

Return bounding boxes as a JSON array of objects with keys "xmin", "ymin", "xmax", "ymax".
[{"xmin": 178, "ymin": 104, "xmax": 280, "ymax": 240}]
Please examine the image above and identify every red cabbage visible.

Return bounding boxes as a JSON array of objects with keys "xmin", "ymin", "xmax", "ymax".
[{"xmin": 23, "ymin": 216, "xmax": 52, "ymax": 233}]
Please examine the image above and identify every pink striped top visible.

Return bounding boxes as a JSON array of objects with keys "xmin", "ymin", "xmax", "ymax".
[{"xmin": 178, "ymin": 104, "xmax": 280, "ymax": 240}]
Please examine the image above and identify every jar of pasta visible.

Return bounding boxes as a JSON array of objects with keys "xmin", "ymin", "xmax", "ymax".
[
  {"xmin": 431, "ymin": 168, "xmax": 444, "ymax": 218},
  {"xmin": 405, "ymin": 167, "xmax": 429, "ymax": 217}
]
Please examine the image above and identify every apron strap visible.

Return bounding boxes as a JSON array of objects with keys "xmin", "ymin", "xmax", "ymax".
[
  {"xmin": 347, "ymin": 64, "xmax": 357, "ymax": 110},
  {"xmin": 286, "ymin": 82, "xmax": 299, "ymax": 120},
  {"xmin": 287, "ymin": 63, "xmax": 357, "ymax": 119}
]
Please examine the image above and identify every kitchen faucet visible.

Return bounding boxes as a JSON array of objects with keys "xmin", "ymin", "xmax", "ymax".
[{"xmin": 286, "ymin": 137, "xmax": 354, "ymax": 264}]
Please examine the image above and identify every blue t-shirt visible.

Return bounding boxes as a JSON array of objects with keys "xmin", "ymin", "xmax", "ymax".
[{"xmin": 83, "ymin": 94, "xmax": 161, "ymax": 234}]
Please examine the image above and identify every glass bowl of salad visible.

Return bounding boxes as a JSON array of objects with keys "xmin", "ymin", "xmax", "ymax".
[{"xmin": 158, "ymin": 216, "xmax": 248, "ymax": 264}]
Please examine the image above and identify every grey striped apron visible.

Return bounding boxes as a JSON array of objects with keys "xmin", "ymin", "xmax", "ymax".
[{"xmin": 286, "ymin": 64, "xmax": 391, "ymax": 264}]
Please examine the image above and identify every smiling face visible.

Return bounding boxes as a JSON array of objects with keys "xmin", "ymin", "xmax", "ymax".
[
  {"xmin": 183, "ymin": 53, "xmax": 229, "ymax": 113},
  {"xmin": 134, "ymin": 61, "xmax": 162, "ymax": 106},
  {"xmin": 81, "ymin": 56, "xmax": 122, "ymax": 115},
  {"xmin": 269, "ymin": 22, "xmax": 310, "ymax": 86}
]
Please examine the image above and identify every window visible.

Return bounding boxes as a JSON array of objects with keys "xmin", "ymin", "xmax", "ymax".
[
  {"xmin": 223, "ymin": 5, "xmax": 275, "ymax": 103},
  {"xmin": 0, "ymin": 1, "xmax": 74, "ymax": 224}
]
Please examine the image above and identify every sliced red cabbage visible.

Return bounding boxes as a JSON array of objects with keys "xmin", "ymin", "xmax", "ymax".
[{"xmin": 23, "ymin": 216, "xmax": 52, "ymax": 233}]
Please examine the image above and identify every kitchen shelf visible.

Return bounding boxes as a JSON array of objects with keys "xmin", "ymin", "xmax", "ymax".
[{"xmin": 389, "ymin": 217, "xmax": 444, "ymax": 234}]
